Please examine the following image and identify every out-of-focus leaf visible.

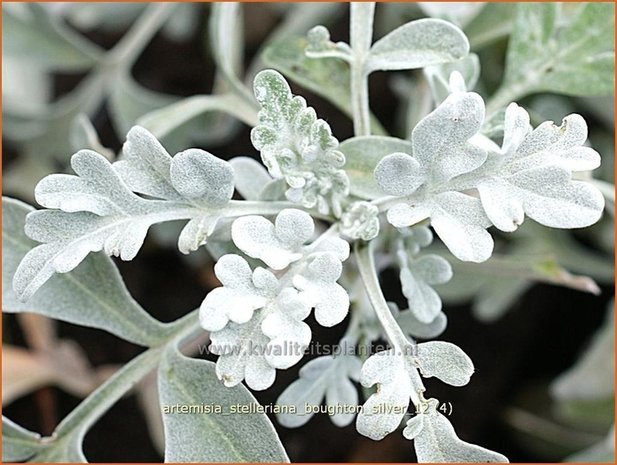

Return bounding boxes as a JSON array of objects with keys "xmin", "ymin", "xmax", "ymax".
[
  {"xmin": 137, "ymin": 93, "xmax": 257, "ymax": 141},
  {"xmin": 464, "ymin": 3, "xmax": 516, "ymax": 49},
  {"xmin": 2, "ymin": 3, "xmax": 102, "ymax": 71},
  {"xmin": 229, "ymin": 157, "xmax": 273, "ymax": 201},
  {"xmin": 565, "ymin": 426, "xmax": 614, "ymax": 462},
  {"xmin": 108, "ymin": 71, "xmax": 176, "ymax": 137},
  {"xmin": 418, "ymin": 2, "xmax": 485, "ymax": 28},
  {"xmin": 2, "ymin": 342, "xmax": 98, "ymax": 405},
  {"xmin": 136, "ymin": 372, "xmax": 165, "ymax": 456},
  {"xmin": 367, "ymin": 19, "xmax": 469, "ymax": 73},
  {"xmin": 70, "ymin": 114, "xmax": 114, "ymax": 160},
  {"xmin": 490, "ymin": 3, "xmax": 614, "ymax": 112},
  {"xmin": 551, "ymin": 303, "xmax": 614, "ymax": 403},
  {"xmin": 2, "ymin": 56, "xmax": 51, "ymax": 116}
]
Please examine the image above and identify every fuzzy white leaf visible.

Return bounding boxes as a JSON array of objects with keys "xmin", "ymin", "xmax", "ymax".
[
  {"xmin": 375, "ymin": 152, "xmax": 424, "ymax": 197},
  {"xmin": 387, "ymin": 192, "xmax": 494, "ymax": 263},
  {"xmin": 400, "ymin": 254, "xmax": 453, "ymax": 324},
  {"xmin": 293, "ymin": 253, "xmax": 350, "ymax": 327},
  {"xmin": 402, "ymin": 414, "xmax": 425, "ymax": 441},
  {"xmin": 386, "ymin": 203, "xmax": 431, "ymax": 229},
  {"xmin": 398, "ymin": 309, "xmax": 448, "ymax": 340},
  {"xmin": 277, "ymin": 355, "xmax": 361, "ymax": 428},
  {"xmin": 3, "ymin": 197, "xmax": 168, "ymax": 346},
  {"xmin": 340, "ymin": 136, "xmax": 413, "ymax": 199},
  {"xmin": 416, "ymin": 341, "xmax": 474, "ymax": 386},
  {"xmin": 340, "ymin": 201, "xmax": 380, "ymax": 241},
  {"xmin": 231, "ymin": 209, "xmax": 315, "ymax": 270},
  {"xmin": 479, "ymin": 167, "xmax": 604, "ymax": 232},
  {"xmin": 356, "ymin": 350, "xmax": 411, "ymax": 440},
  {"xmin": 412, "ymin": 92, "xmax": 487, "ymax": 183},
  {"xmin": 367, "ymin": 19, "xmax": 469, "ymax": 73},
  {"xmin": 413, "ymin": 400, "xmax": 509, "ymax": 462},
  {"xmin": 210, "ymin": 314, "xmax": 276, "ymax": 391},
  {"xmin": 210, "ymin": 286, "xmax": 314, "ymax": 391},
  {"xmin": 478, "ymin": 108, "xmax": 604, "ymax": 232},
  {"xmin": 199, "ymin": 254, "xmax": 278, "ymax": 332},
  {"xmin": 424, "ymin": 54, "xmax": 481, "ymax": 104},
  {"xmin": 177, "ymin": 214, "xmax": 220, "ymax": 254},
  {"xmin": 169, "ymin": 148, "xmax": 234, "ymax": 206},
  {"xmin": 251, "ymin": 70, "xmax": 349, "ymax": 216},
  {"xmin": 430, "ymin": 192, "xmax": 494, "ymax": 262},
  {"xmin": 261, "ymin": 288, "xmax": 312, "ymax": 369},
  {"xmin": 114, "ymin": 125, "xmax": 180, "ymax": 201},
  {"xmin": 15, "ymin": 128, "xmax": 237, "ymax": 299}
]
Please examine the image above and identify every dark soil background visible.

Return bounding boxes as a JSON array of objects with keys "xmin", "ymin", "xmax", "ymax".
[{"xmin": 3, "ymin": 4, "xmax": 614, "ymax": 463}]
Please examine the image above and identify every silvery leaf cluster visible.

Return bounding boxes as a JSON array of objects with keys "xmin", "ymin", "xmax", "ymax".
[
  {"xmin": 13, "ymin": 126, "xmax": 236, "ymax": 301},
  {"xmin": 397, "ymin": 225, "xmax": 452, "ymax": 326},
  {"xmin": 200, "ymin": 209, "xmax": 350, "ymax": 390},
  {"xmin": 276, "ymin": 354, "xmax": 362, "ymax": 428},
  {"xmin": 356, "ymin": 343, "xmax": 474, "ymax": 441},
  {"xmin": 251, "ymin": 70, "xmax": 350, "ymax": 216},
  {"xmin": 375, "ymin": 91, "xmax": 604, "ymax": 263}
]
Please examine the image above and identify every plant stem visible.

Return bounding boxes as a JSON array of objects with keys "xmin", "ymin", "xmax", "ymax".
[
  {"xmin": 41, "ymin": 310, "xmax": 200, "ymax": 451},
  {"xmin": 349, "ymin": 3, "xmax": 375, "ymax": 137},
  {"xmin": 354, "ymin": 241, "xmax": 426, "ymax": 406},
  {"xmin": 350, "ymin": 65, "xmax": 371, "ymax": 137},
  {"xmin": 225, "ymin": 200, "xmax": 334, "ymax": 222},
  {"xmin": 106, "ymin": 3, "xmax": 176, "ymax": 67}
]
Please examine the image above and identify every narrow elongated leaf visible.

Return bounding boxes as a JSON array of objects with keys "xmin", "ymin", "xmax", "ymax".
[
  {"xmin": 3, "ymin": 197, "xmax": 168, "ymax": 346},
  {"xmin": 367, "ymin": 19, "xmax": 469, "ymax": 73},
  {"xmin": 158, "ymin": 345, "xmax": 289, "ymax": 462},
  {"xmin": 137, "ymin": 93, "xmax": 257, "ymax": 141},
  {"xmin": 2, "ymin": 416, "xmax": 43, "ymax": 462}
]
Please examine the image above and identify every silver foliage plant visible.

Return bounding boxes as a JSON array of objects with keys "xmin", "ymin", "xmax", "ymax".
[{"xmin": 3, "ymin": 2, "xmax": 613, "ymax": 463}]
